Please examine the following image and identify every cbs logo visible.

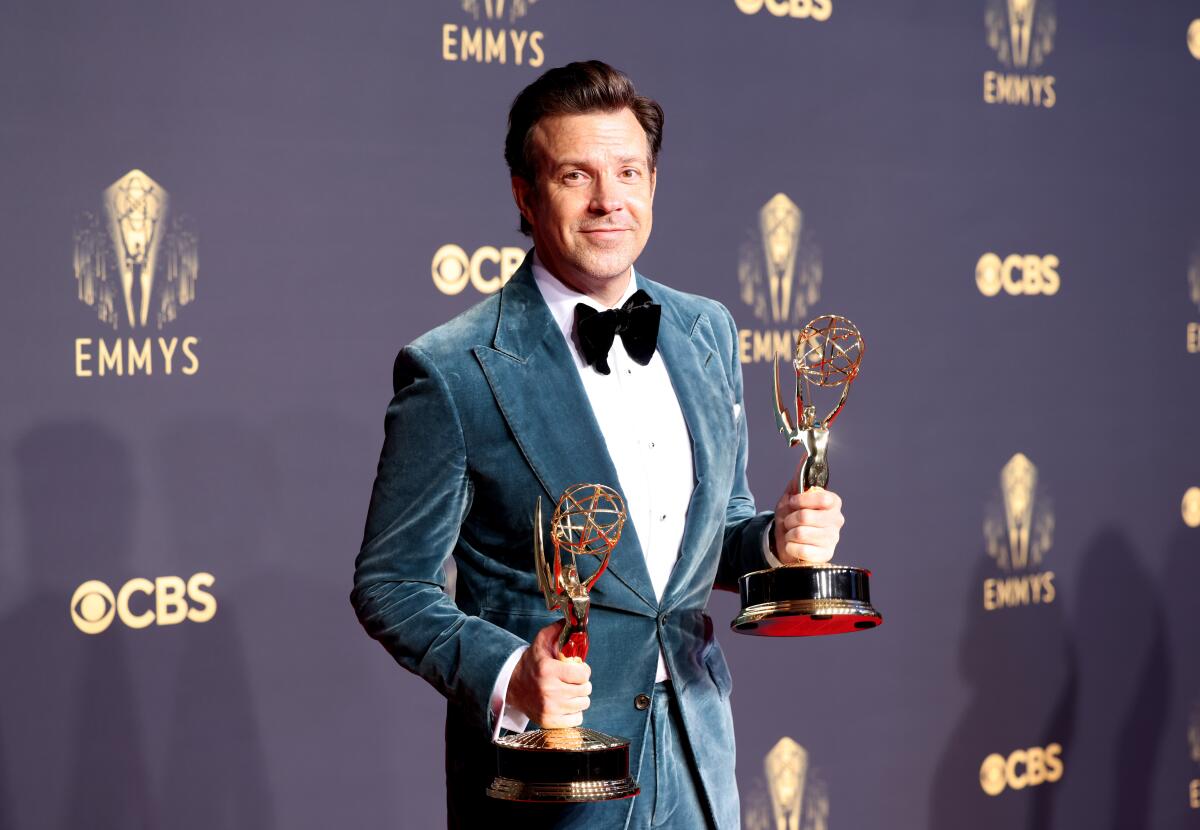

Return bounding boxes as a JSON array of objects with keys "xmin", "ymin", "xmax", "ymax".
[
  {"xmin": 979, "ymin": 743, "xmax": 1064, "ymax": 796},
  {"xmin": 976, "ymin": 253, "xmax": 1061, "ymax": 297},
  {"xmin": 734, "ymin": 0, "xmax": 831, "ymax": 21},
  {"xmin": 431, "ymin": 245, "xmax": 524, "ymax": 296},
  {"xmin": 70, "ymin": 573, "xmax": 217, "ymax": 634}
]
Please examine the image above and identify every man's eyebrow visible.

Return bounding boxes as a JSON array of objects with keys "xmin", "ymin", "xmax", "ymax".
[
  {"xmin": 549, "ymin": 156, "xmax": 649, "ymax": 171},
  {"xmin": 551, "ymin": 159, "xmax": 590, "ymax": 171}
]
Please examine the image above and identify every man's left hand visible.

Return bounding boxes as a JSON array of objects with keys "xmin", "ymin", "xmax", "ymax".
[{"xmin": 772, "ymin": 486, "xmax": 844, "ymax": 564}]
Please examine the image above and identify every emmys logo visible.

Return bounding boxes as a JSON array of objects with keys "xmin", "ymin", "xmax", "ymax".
[
  {"xmin": 979, "ymin": 743, "xmax": 1064, "ymax": 796},
  {"xmin": 441, "ymin": 0, "xmax": 546, "ymax": 67},
  {"xmin": 73, "ymin": 170, "xmax": 200, "ymax": 378},
  {"xmin": 975, "ymin": 253, "xmax": 1061, "ymax": 297},
  {"xmin": 982, "ymin": 453, "xmax": 1057, "ymax": 611},
  {"xmin": 742, "ymin": 737, "xmax": 830, "ymax": 830},
  {"xmin": 1187, "ymin": 251, "xmax": 1200, "ymax": 353},
  {"xmin": 1189, "ymin": 20, "xmax": 1200, "ymax": 60},
  {"xmin": 734, "ymin": 0, "xmax": 832, "ymax": 23},
  {"xmin": 431, "ymin": 243, "xmax": 525, "ymax": 296},
  {"xmin": 982, "ymin": 0, "xmax": 1057, "ymax": 108},
  {"xmin": 1183, "ymin": 487, "xmax": 1200, "ymax": 529},
  {"xmin": 736, "ymin": 193, "xmax": 823, "ymax": 364},
  {"xmin": 70, "ymin": 573, "xmax": 217, "ymax": 635}
]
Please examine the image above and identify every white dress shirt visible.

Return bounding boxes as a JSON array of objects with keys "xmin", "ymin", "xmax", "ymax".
[{"xmin": 488, "ymin": 255, "xmax": 696, "ymax": 737}]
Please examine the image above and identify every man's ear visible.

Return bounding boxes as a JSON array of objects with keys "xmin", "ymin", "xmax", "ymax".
[
  {"xmin": 649, "ymin": 166, "xmax": 656, "ymax": 201},
  {"xmin": 511, "ymin": 176, "xmax": 536, "ymax": 228}
]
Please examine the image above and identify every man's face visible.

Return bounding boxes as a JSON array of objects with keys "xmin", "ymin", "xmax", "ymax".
[{"xmin": 513, "ymin": 108, "xmax": 656, "ymax": 292}]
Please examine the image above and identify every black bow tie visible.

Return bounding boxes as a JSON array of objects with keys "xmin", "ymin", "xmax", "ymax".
[{"xmin": 573, "ymin": 289, "xmax": 661, "ymax": 375}]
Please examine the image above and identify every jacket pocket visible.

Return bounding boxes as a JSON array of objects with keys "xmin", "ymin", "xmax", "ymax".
[{"xmin": 704, "ymin": 642, "xmax": 734, "ymax": 699}]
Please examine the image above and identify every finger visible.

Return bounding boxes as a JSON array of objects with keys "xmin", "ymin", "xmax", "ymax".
[
  {"xmin": 545, "ymin": 691, "xmax": 588, "ymax": 716},
  {"xmin": 786, "ymin": 525, "xmax": 839, "ymax": 547},
  {"xmin": 782, "ymin": 542, "xmax": 836, "ymax": 564},
  {"xmin": 563, "ymin": 694, "xmax": 591, "ymax": 713},
  {"xmin": 776, "ymin": 489, "xmax": 794, "ymax": 514},
  {"xmin": 555, "ymin": 660, "xmax": 591, "ymax": 685},
  {"xmin": 783, "ymin": 508, "xmax": 843, "ymax": 530},
  {"xmin": 533, "ymin": 620, "xmax": 565, "ymax": 655},
  {"xmin": 792, "ymin": 488, "xmax": 839, "ymax": 510}
]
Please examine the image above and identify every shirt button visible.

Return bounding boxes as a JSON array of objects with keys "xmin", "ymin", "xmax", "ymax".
[
  {"xmin": 659, "ymin": 514, "xmax": 667, "ymax": 522},
  {"xmin": 648, "ymin": 441, "xmax": 656, "ymax": 448},
  {"xmin": 634, "ymin": 693, "xmax": 651, "ymax": 711}
]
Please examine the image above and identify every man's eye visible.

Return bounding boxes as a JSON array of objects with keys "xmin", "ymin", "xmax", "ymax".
[
  {"xmin": 621, "ymin": 168, "xmax": 640, "ymax": 179},
  {"xmin": 564, "ymin": 171, "xmax": 584, "ymax": 182}
]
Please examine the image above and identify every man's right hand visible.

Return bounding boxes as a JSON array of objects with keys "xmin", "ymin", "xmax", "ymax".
[{"xmin": 505, "ymin": 620, "xmax": 592, "ymax": 728}]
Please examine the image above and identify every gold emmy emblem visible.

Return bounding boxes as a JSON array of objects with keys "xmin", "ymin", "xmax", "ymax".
[
  {"xmin": 732, "ymin": 315, "xmax": 882, "ymax": 636},
  {"xmin": 1189, "ymin": 255, "xmax": 1200, "ymax": 310},
  {"xmin": 1188, "ymin": 701, "xmax": 1200, "ymax": 763},
  {"xmin": 766, "ymin": 737, "xmax": 808, "ymax": 830},
  {"xmin": 1001, "ymin": 452, "xmax": 1036, "ymax": 567},
  {"xmin": 984, "ymin": 452, "xmax": 1054, "ymax": 571},
  {"xmin": 74, "ymin": 169, "xmax": 199, "ymax": 331},
  {"xmin": 745, "ymin": 737, "xmax": 831, "ymax": 830},
  {"xmin": 761, "ymin": 193, "xmax": 802, "ymax": 323},
  {"xmin": 1183, "ymin": 487, "xmax": 1200, "ymax": 529},
  {"xmin": 487, "ymin": 483, "xmax": 641, "ymax": 803},
  {"xmin": 1007, "ymin": 0, "xmax": 1037, "ymax": 68}
]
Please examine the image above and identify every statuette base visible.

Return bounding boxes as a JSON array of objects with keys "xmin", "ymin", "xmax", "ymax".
[
  {"xmin": 487, "ymin": 727, "xmax": 640, "ymax": 803},
  {"xmin": 732, "ymin": 563, "xmax": 882, "ymax": 637}
]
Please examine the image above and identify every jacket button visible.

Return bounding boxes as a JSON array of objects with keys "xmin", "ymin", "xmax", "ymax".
[{"xmin": 634, "ymin": 693, "xmax": 651, "ymax": 711}]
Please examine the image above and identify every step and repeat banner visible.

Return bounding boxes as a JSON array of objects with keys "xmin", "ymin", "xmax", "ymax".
[{"xmin": 1, "ymin": 1, "xmax": 1198, "ymax": 827}]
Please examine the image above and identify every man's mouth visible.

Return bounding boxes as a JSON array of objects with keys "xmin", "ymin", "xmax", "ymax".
[{"xmin": 580, "ymin": 227, "xmax": 632, "ymax": 235}]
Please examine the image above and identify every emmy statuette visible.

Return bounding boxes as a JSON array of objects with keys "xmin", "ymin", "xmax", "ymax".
[
  {"xmin": 487, "ymin": 484, "xmax": 641, "ymax": 803},
  {"xmin": 732, "ymin": 315, "xmax": 883, "ymax": 637}
]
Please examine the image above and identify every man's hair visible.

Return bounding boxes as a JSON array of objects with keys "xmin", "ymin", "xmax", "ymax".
[{"xmin": 505, "ymin": 60, "xmax": 665, "ymax": 236}]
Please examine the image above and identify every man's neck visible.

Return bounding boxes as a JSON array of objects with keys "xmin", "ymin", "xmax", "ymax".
[{"xmin": 535, "ymin": 255, "xmax": 631, "ymax": 309}]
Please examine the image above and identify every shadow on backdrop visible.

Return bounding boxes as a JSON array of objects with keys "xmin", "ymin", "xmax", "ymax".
[
  {"xmin": 0, "ymin": 422, "xmax": 153, "ymax": 829},
  {"xmin": 928, "ymin": 553, "xmax": 1076, "ymax": 830},
  {"xmin": 1151, "ymin": 525, "xmax": 1200, "ymax": 829},
  {"xmin": 262, "ymin": 409, "xmax": 443, "ymax": 829},
  {"xmin": 1055, "ymin": 527, "xmax": 1169, "ymax": 829},
  {"xmin": 156, "ymin": 415, "xmax": 275, "ymax": 830}
]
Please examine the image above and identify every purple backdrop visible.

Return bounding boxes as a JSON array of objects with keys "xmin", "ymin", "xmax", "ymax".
[{"xmin": 1, "ymin": 1, "xmax": 1198, "ymax": 827}]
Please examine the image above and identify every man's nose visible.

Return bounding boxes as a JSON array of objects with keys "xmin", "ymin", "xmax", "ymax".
[{"xmin": 588, "ymin": 174, "xmax": 624, "ymax": 214}]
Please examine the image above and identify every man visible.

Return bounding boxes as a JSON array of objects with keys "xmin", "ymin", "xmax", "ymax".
[{"xmin": 351, "ymin": 61, "xmax": 845, "ymax": 829}]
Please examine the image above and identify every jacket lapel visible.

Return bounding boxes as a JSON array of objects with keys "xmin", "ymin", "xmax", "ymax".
[
  {"xmin": 473, "ymin": 258, "xmax": 658, "ymax": 613},
  {"xmin": 640, "ymin": 275, "xmax": 734, "ymax": 609}
]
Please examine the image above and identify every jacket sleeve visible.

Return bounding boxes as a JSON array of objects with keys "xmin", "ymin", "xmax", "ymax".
[
  {"xmin": 350, "ymin": 345, "xmax": 527, "ymax": 731},
  {"xmin": 713, "ymin": 304, "xmax": 775, "ymax": 592}
]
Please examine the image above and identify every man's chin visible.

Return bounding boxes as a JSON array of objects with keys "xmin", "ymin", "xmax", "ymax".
[
  {"xmin": 576, "ymin": 259, "xmax": 635, "ymax": 283},
  {"xmin": 575, "ymin": 246, "xmax": 641, "ymax": 279}
]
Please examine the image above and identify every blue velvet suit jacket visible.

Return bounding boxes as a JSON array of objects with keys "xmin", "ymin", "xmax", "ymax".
[{"xmin": 351, "ymin": 254, "xmax": 773, "ymax": 828}]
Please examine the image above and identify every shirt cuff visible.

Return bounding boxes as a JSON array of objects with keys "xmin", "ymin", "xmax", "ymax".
[
  {"xmin": 490, "ymin": 645, "xmax": 530, "ymax": 740},
  {"xmin": 762, "ymin": 517, "xmax": 784, "ymax": 569}
]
